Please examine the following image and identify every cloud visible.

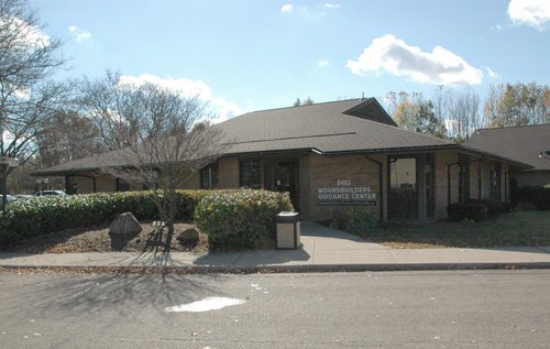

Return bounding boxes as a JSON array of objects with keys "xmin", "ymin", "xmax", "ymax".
[
  {"xmin": 317, "ymin": 59, "xmax": 329, "ymax": 68},
  {"xmin": 324, "ymin": 3, "xmax": 341, "ymax": 9},
  {"xmin": 490, "ymin": 23, "xmax": 504, "ymax": 31},
  {"xmin": 508, "ymin": 0, "xmax": 550, "ymax": 30},
  {"xmin": 347, "ymin": 34, "xmax": 483, "ymax": 85},
  {"xmin": 281, "ymin": 4, "xmax": 293, "ymax": 14},
  {"xmin": 68, "ymin": 25, "xmax": 91, "ymax": 42},
  {"xmin": 212, "ymin": 98, "xmax": 245, "ymax": 124},
  {"xmin": 117, "ymin": 74, "xmax": 244, "ymax": 123},
  {"xmin": 0, "ymin": 17, "xmax": 50, "ymax": 47},
  {"xmin": 485, "ymin": 66, "xmax": 499, "ymax": 78}
]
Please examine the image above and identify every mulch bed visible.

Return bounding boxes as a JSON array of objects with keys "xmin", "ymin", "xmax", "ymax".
[{"xmin": 5, "ymin": 222, "xmax": 210, "ymax": 254}]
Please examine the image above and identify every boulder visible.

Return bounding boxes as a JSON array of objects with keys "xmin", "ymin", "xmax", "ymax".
[
  {"xmin": 178, "ymin": 228, "xmax": 199, "ymax": 242},
  {"xmin": 109, "ymin": 212, "xmax": 143, "ymax": 236}
]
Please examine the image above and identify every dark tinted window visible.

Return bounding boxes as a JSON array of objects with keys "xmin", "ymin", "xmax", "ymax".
[{"xmin": 240, "ymin": 160, "xmax": 261, "ymax": 189}]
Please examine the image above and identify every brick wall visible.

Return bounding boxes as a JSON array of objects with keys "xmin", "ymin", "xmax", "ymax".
[
  {"xmin": 75, "ymin": 175, "xmax": 116, "ymax": 194},
  {"xmin": 180, "ymin": 170, "xmax": 201, "ymax": 189},
  {"xmin": 300, "ymin": 153, "xmax": 385, "ymax": 222},
  {"xmin": 76, "ymin": 176, "xmax": 94, "ymax": 194},
  {"xmin": 218, "ymin": 157, "xmax": 240, "ymax": 189}
]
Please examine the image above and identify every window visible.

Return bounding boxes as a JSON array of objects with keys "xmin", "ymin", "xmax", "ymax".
[
  {"xmin": 116, "ymin": 178, "xmax": 131, "ymax": 192},
  {"xmin": 458, "ymin": 162, "xmax": 470, "ymax": 203},
  {"xmin": 200, "ymin": 163, "xmax": 219, "ymax": 189},
  {"xmin": 240, "ymin": 160, "xmax": 262, "ymax": 188},
  {"xmin": 490, "ymin": 163, "xmax": 502, "ymax": 201}
]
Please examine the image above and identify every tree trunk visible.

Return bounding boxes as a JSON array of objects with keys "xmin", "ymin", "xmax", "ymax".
[{"xmin": 167, "ymin": 192, "xmax": 177, "ymax": 235}]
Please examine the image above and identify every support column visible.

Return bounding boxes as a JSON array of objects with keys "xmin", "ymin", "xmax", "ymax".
[
  {"xmin": 478, "ymin": 158, "xmax": 484, "ymax": 199},
  {"xmin": 65, "ymin": 175, "xmax": 70, "ymax": 194},
  {"xmin": 417, "ymin": 155, "xmax": 427, "ymax": 221}
]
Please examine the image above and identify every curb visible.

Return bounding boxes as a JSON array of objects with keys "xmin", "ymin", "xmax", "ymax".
[{"xmin": 2, "ymin": 262, "xmax": 550, "ymax": 274}]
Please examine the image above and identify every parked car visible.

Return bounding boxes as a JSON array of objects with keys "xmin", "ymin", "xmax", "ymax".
[
  {"xmin": 15, "ymin": 194, "xmax": 34, "ymax": 200},
  {"xmin": 5, "ymin": 194, "xmax": 18, "ymax": 202},
  {"xmin": 34, "ymin": 190, "xmax": 67, "ymax": 197}
]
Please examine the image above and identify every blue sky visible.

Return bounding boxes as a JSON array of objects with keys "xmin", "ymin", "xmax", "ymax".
[{"xmin": 31, "ymin": 0, "xmax": 550, "ymax": 121}]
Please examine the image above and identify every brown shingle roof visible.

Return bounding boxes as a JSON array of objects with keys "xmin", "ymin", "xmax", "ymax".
[
  {"xmin": 34, "ymin": 98, "xmax": 529, "ymax": 176},
  {"xmin": 465, "ymin": 124, "xmax": 550, "ymax": 171},
  {"xmin": 218, "ymin": 98, "xmax": 452, "ymax": 155}
]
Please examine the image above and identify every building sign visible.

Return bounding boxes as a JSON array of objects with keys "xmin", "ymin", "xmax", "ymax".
[{"xmin": 318, "ymin": 180, "xmax": 376, "ymax": 206}]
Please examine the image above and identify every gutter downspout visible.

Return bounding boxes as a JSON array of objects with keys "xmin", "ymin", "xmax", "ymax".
[{"xmin": 365, "ymin": 156, "xmax": 384, "ymax": 221}]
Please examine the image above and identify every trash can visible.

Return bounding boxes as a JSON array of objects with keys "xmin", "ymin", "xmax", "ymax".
[{"xmin": 276, "ymin": 211, "xmax": 300, "ymax": 249}]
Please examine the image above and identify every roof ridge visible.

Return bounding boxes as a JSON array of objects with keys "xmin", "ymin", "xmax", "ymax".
[
  {"xmin": 244, "ymin": 98, "xmax": 367, "ymax": 115},
  {"xmin": 475, "ymin": 123, "xmax": 550, "ymax": 132},
  {"xmin": 337, "ymin": 112, "xmax": 455, "ymax": 145}
]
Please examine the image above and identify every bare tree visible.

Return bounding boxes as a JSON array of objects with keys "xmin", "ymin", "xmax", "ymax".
[
  {"xmin": 0, "ymin": 0, "xmax": 65, "ymax": 209},
  {"xmin": 446, "ymin": 89, "xmax": 482, "ymax": 142},
  {"xmin": 35, "ymin": 110, "xmax": 104, "ymax": 167},
  {"xmin": 292, "ymin": 97, "xmax": 314, "ymax": 107},
  {"xmin": 77, "ymin": 72, "xmax": 227, "ymax": 234}
]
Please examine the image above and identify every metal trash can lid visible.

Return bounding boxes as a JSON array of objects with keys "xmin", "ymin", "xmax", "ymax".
[{"xmin": 277, "ymin": 211, "xmax": 300, "ymax": 223}]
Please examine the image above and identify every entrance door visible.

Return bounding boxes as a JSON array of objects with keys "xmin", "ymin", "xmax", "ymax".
[
  {"xmin": 263, "ymin": 160, "xmax": 299, "ymax": 210},
  {"xmin": 388, "ymin": 157, "xmax": 418, "ymax": 220}
]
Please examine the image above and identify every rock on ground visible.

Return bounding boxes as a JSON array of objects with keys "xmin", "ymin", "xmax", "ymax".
[{"xmin": 109, "ymin": 212, "xmax": 142, "ymax": 235}]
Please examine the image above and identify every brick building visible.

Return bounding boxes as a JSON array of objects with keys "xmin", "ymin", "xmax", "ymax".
[
  {"xmin": 465, "ymin": 124, "xmax": 550, "ymax": 189},
  {"xmin": 34, "ymin": 98, "xmax": 530, "ymax": 222}
]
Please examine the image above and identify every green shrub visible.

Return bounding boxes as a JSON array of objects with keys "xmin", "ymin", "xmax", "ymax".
[
  {"xmin": 344, "ymin": 209, "xmax": 378, "ymax": 233},
  {"xmin": 447, "ymin": 203, "xmax": 467, "ymax": 221},
  {"xmin": 194, "ymin": 190, "xmax": 293, "ymax": 250},
  {"xmin": 0, "ymin": 190, "xmax": 210, "ymax": 247},
  {"xmin": 512, "ymin": 186, "xmax": 550, "ymax": 210},
  {"xmin": 464, "ymin": 203, "xmax": 487, "ymax": 221},
  {"xmin": 447, "ymin": 202, "xmax": 487, "ymax": 222},
  {"xmin": 466, "ymin": 199, "xmax": 503, "ymax": 217}
]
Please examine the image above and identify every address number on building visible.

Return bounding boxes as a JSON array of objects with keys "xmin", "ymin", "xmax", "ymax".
[{"xmin": 317, "ymin": 185, "xmax": 376, "ymax": 206}]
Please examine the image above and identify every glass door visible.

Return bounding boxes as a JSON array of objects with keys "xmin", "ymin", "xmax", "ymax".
[{"xmin": 388, "ymin": 157, "xmax": 418, "ymax": 220}]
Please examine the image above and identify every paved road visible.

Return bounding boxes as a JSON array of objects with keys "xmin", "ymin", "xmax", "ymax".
[{"xmin": 0, "ymin": 270, "xmax": 549, "ymax": 348}]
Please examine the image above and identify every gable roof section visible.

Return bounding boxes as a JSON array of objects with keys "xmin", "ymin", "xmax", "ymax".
[
  {"xmin": 343, "ymin": 98, "xmax": 397, "ymax": 126},
  {"xmin": 465, "ymin": 124, "xmax": 550, "ymax": 171},
  {"xmin": 217, "ymin": 98, "xmax": 450, "ymax": 155}
]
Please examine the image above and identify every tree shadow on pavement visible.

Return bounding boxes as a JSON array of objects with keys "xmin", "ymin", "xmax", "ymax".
[{"xmin": 9, "ymin": 272, "xmax": 229, "ymax": 321}]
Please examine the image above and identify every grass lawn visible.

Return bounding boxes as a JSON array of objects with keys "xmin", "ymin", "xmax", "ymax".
[{"xmin": 353, "ymin": 210, "xmax": 550, "ymax": 249}]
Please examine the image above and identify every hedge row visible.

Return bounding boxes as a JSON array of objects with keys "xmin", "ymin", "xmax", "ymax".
[
  {"xmin": 194, "ymin": 190, "xmax": 293, "ymax": 249},
  {"xmin": 447, "ymin": 199, "xmax": 510, "ymax": 222},
  {"xmin": 511, "ymin": 186, "xmax": 550, "ymax": 210},
  {"xmin": 0, "ymin": 190, "xmax": 211, "ymax": 247}
]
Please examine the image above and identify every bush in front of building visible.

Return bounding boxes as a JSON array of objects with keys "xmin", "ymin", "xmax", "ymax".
[
  {"xmin": 465, "ymin": 199, "xmax": 506, "ymax": 217},
  {"xmin": 344, "ymin": 209, "xmax": 379, "ymax": 233},
  {"xmin": 0, "ymin": 190, "xmax": 208, "ymax": 247},
  {"xmin": 511, "ymin": 186, "xmax": 550, "ymax": 210},
  {"xmin": 194, "ymin": 190, "xmax": 293, "ymax": 250},
  {"xmin": 447, "ymin": 202, "xmax": 487, "ymax": 222}
]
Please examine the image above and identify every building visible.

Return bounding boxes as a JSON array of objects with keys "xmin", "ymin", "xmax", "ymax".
[
  {"xmin": 465, "ymin": 124, "xmax": 550, "ymax": 188},
  {"xmin": 34, "ymin": 98, "xmax": 530, "ymax": 222}
]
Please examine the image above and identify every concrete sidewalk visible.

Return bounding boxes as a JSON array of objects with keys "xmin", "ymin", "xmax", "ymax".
[{"xmin": 1, "ymin": 222, "xmax": 550, "ymax": 272}]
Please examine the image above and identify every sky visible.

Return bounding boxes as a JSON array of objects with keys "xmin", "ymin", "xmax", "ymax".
[{"xmin": 30, "ymin": 0, "xmax": 550, "ymax": 122}]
